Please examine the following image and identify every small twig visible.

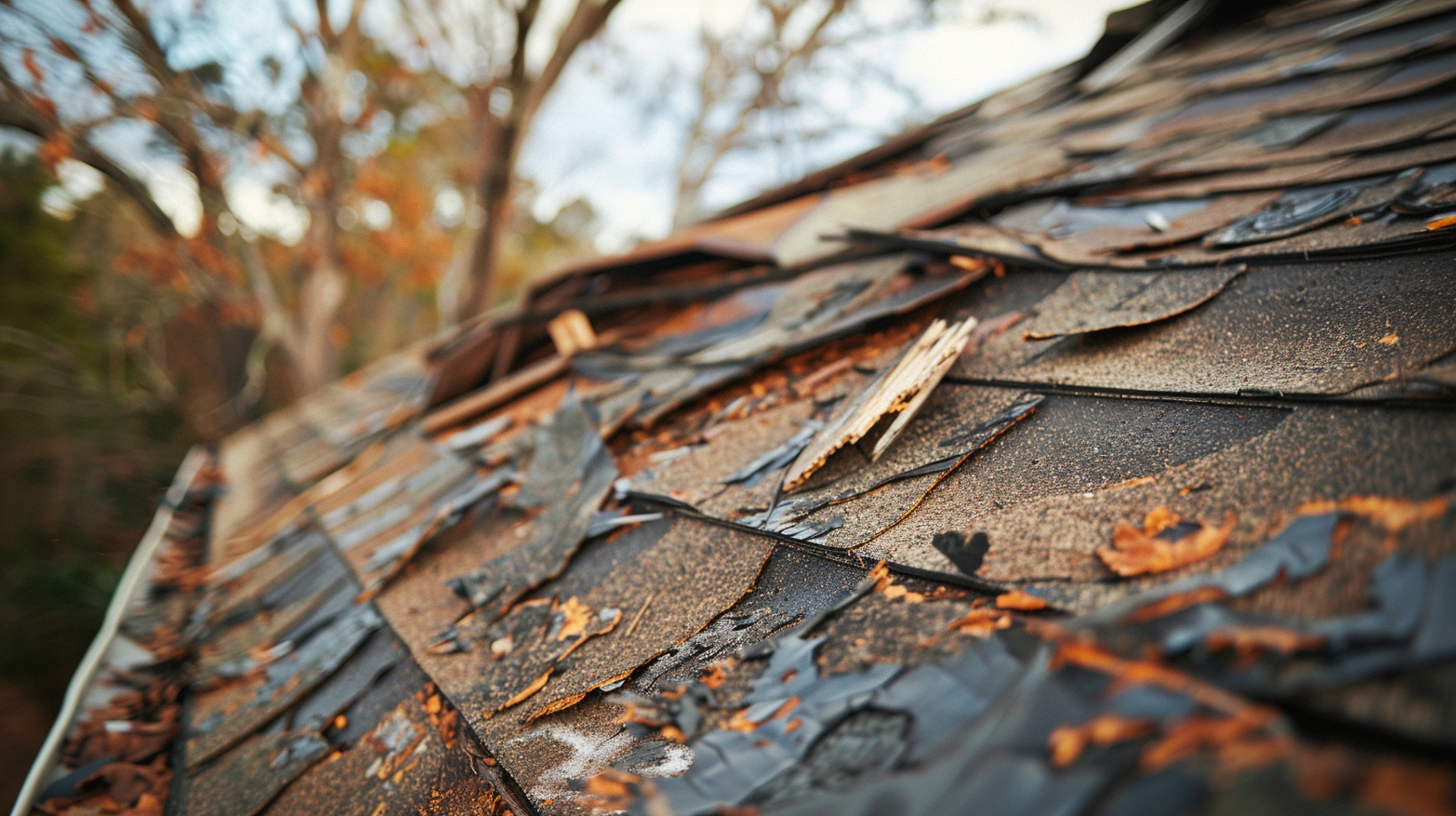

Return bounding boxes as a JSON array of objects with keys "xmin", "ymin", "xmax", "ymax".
[{"xmin": 624, "ymin": 591, "xmax": 657, "ymax": 638}]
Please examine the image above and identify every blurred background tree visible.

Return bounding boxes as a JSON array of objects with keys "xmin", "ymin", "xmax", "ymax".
[
  {"xmin": 666, "ymin": 0, "xmax": 1023, "ymax": 228},
  {"xmin": 0, "ymin": 0, "xmax": 619, "ymax": 437}
]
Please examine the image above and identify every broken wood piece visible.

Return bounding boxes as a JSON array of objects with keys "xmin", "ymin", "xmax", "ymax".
[
  {"xmin": 421, "ymin": 355, "xmax": 570, "ymax": 435},
  {"xmin": 422, "ymin": 326, "xmax": 624, "ymax": 435},
  {"xmin": 871, "ymin": 317, "xmax": 977, "ymax": 461},
  {"xmin": 783, "ymin": 316, "xmax": 977, "ymax": 491},
  {"xmin": 547, "ymin": 309, "xmax": 598, "ymax": 357}
]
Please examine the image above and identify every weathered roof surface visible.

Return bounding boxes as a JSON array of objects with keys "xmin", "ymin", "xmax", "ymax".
[{"xmin": 19, "ymin": 1, "xmax": 1456, "ymax": 814}]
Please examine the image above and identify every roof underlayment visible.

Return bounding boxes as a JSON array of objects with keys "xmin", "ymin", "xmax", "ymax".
[{"xmin": 17, "ymin": 0, "xmax": 1456, "ymax": 814}]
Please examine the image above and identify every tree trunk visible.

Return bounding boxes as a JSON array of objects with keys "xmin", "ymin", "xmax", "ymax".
[
  {"xmin": 455, "ymin": 109, "xmax": 522, "ymax": 325},
  {"xmin": 293, "ymin": 265, "xmax": 345, "ymax": 392},
  {"xmin": 449, "ymin": 0, "xmax": 625, "ymax": 328}
]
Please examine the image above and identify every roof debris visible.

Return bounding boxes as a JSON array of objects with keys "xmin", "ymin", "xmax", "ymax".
[
  {"xmin": 447, "ymin": 389, "xmax": 618, "ymax": 615},
  {"xmin": 21, "ymin": 2, "xmax": 1456, "ymax": 815},
  {"xmin": 1016, "ymin": 266, "xmax": 1245, "ymax": 339},
  {"xmin": 783, "ymin": 317, "xmax": 977, "ymax": 490}
]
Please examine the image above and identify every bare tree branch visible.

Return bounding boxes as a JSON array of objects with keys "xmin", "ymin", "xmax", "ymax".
[
  {"xmin": 521, "ymin": 0, "xmax": 623, "ymax": 126},
  {"xmin": 670, "ymin": 0, "xmax": 949, "ymax": 227},
  {"xmin": 0, "ymin": 67, "xmax": 180, "ymax": 237}
]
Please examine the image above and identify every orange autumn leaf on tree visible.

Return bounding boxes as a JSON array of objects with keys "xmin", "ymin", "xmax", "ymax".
[
  {"xmin": 31, "ymin": 95, "xmax": 58, "ymax": 122},
  {"xmin": 49, "ymin": 36, "xmax": 81, "ymax": 62},
  {"xmin": 1097, "ymin": 509, "xmax": 1237, "ymax": 577},
  {"xmin": 23, "ymin": 49, "xmax": 45, "ymax": 83},
  {"xmin": 374, "ymin": 228, "xmax": 413, "ymax": 262},
  {"xmin": 134, "ymin": 95, "xmax": 159, "ymax": 123},
  {"xmin": 38, "ymin": 130, "xmax": 72, "ymax": 173}
]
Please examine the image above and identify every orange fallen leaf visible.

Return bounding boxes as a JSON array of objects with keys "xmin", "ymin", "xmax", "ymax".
[
  {"xmin": 1124, "ymin": 586, "xmax": 1228, "ymax": 624},
  {"xmin": 725, "ymin": 709, "xmax": 760, "ymax": 732},
  {"xmin": 500, "ymin": 669, "xmax": 552, "ymax": 711},
  {"xmin": 868, "ymin": 560, "xmax": 924, "ymax": 602},
  {"xmin": 1379, "ymin": 333, "xmax": 1399, "ymax": 345},
  {"xmin": 1051, "ymin": 640, "xmax": 1253, "ymax": 716},
  {"xmin": 868, "ymin": 560, "xmax": 891, "ymax": 588},
  {"xmin": 1205, "ymin": 625, "xmax": 1324, "ymax": 666},
  {"xmin": 1216, "ymin": 734, "xmax": 1295, "ymax": 779},
  {"xmin": 1097, "ymin": 511, "xmax": 1236, "ymax": 577},
  {"xmin": 555, "ymin": 597, "xmax": 595, "ymax": 641},
  {"xmin": 700, "ymin": 665, "xmax": 727, "ymax": 690},
  {"xmin": 995, "ymin": 590, "xmax": 1048, "ymax": 611},
  {"xmin": 1143, "ymin": 506, "xmax": 1182, "ymax": 535},
  {"xmin": 1108, "ymin": 474, "xmax": 1157, "ymax": 490},
  {"xmin": 1360, "ymin": 757, "xmax": 1456, "ymax": 816},
  {"xmin": 1295, "ymin": 745, "xmax": 1360, "ymax": 801},
  {"xmin": 949, "ymin": 255, "xmax": 989, "ymax": 273},
  {"xmin": 1296, "ymin": 495, "xmax": 1446, "ymax": 532},
  {"xmin": 948, "ymin": 608, "xmax": 1012, "ymax": 638},
  {"xmin": 1427, "ymin": 215, "xmax": 1456, "ymax": 231},
  {"xmin": 881, "ymin": 583, "xmax": 926, "ymax": 603},
  {"xmin": 774, "ymin": 697, "xmax": 800, "ymax": 718},
  {"xmin": 1142, "ymin": 708, "xmax": 1277, "ymax": 771},
  {"xmin": 579, "ymin": 770, "xmax": 646, "ymax": 813},
  {"xmin": 529, "ymin": 692, "xmax": 588, "ymax": 721},
  {"xmin": 1049, "ymin": 713, "xmax": 1157, "ymax": 767}
]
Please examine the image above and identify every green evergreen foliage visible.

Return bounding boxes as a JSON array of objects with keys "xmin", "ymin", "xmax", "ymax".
[{"xmin": 0, "ymin": 151, "xmax": 185, "ymax": 711}]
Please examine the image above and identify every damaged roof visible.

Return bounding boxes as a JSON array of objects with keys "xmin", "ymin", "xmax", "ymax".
[{"xmin": 17, "ymin": 1, "xmax": 1456, "ymax": 814}]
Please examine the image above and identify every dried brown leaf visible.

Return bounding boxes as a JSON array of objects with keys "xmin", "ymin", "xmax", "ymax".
[{"xmin": 1097, "ymin": 511, "xmax": 1236, "ymax": 577}]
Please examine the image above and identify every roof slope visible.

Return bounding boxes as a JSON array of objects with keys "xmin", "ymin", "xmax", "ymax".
[{"xmin": 18, "ymin": 1, "xmax": 1456, "ymax": 815}]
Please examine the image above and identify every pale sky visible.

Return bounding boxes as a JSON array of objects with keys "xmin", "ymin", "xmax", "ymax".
[
  {"xmin": 39, "ymin": 0, "xmax": 1134, "ymax": 253},
  {"xmin": 524, "ymin": 0, "xmax": 1134, "ymax": 250}
]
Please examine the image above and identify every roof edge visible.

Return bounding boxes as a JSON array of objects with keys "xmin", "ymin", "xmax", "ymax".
[{"xmin": 10, "ymin": 447, "xmax": 210, "ymax": 816}]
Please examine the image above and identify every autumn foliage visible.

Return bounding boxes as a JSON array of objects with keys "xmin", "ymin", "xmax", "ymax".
[{"xmin": 0, "ymin": 0, "xmax": 617, "ymax": 439}]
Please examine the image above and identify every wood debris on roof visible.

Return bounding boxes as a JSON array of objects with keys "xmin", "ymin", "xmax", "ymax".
[{"xmin": 18, "ymin": 1, "xmax": 1456, "ymax": 815}]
